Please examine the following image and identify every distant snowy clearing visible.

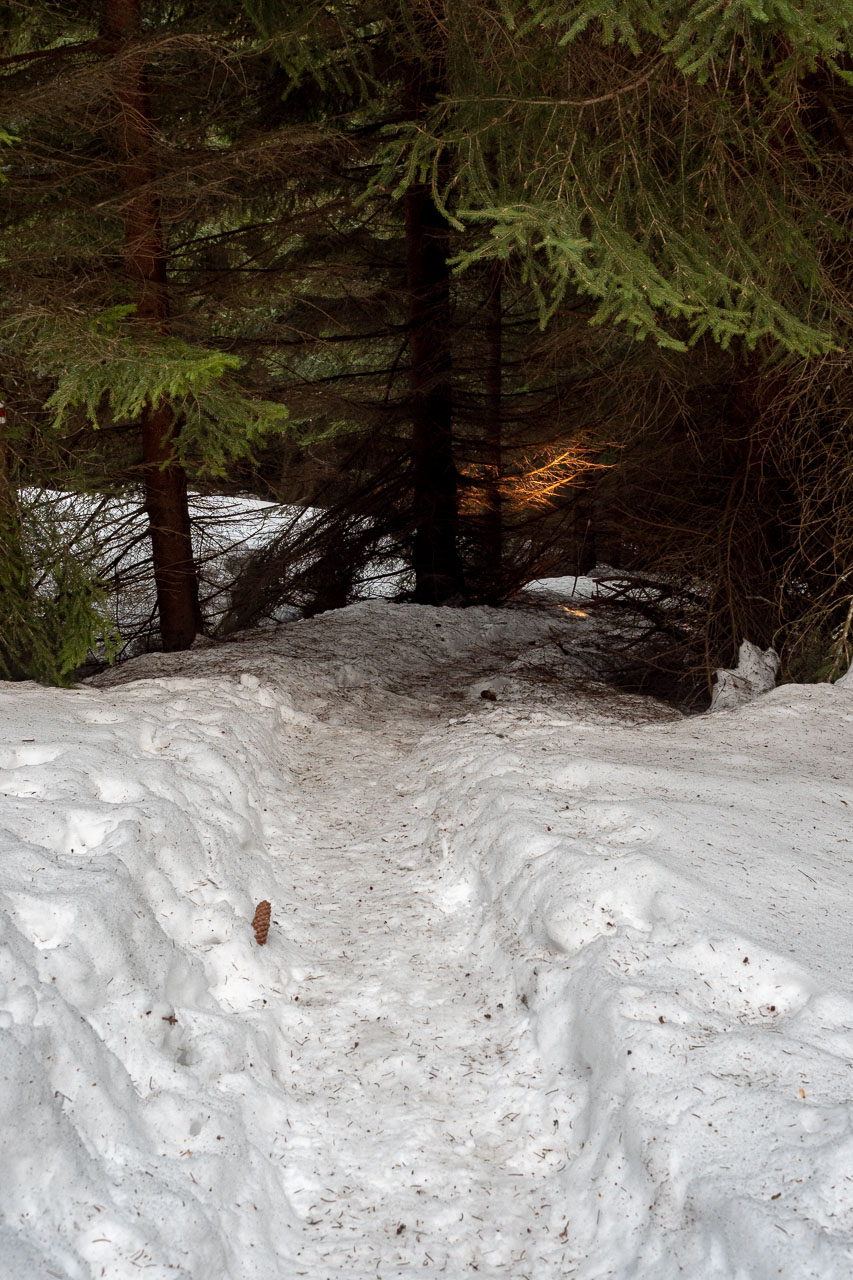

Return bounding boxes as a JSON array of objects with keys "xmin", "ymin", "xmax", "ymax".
[
  {"xmin": 1, "ymin": 600, "xmax": 851, "ymax": 1279},
  {"xmin": 22, "ymin": 490, "xmax": 401, "ymax": 651}
]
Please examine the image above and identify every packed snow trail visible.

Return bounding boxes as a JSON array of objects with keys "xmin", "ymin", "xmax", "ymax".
[
  {"xmin": 88, "ymin": 602, "xmax": 625, "ymax": 1277},
  {"xmin": 243, "ymin": 698, "xmax": 573, "ymax": 1275},
  {"xmin": 1, "ymin": 598, "xmax": 852, "ymax": 1279}
]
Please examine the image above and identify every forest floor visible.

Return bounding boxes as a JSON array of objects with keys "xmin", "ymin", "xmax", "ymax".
[{"xmin": 1, "ymin": 590, "xmax": 852, "ymax": 1279}]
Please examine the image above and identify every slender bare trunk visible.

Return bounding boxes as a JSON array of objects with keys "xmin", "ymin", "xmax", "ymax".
[
  {"xmin": 405, "ymin": 182, "xmax": 464, "ymax": 604},
  {"xmin": 0, "ymin": 405, "xmax": 9, "ymax": 516},
  {"xmin": 482, "ymin": 262, "xmax": 503, "ymax": 591},
  {"xmin": 707, "ymin": 342, "xmax": 789, "ymax": 668},
  {"xmin": 404, "ymin": 40, "xmax": 464, "ymax": 606},
  {"xmin": 105, "ymin": 0, "xmax": 200, "ymax": 651}
]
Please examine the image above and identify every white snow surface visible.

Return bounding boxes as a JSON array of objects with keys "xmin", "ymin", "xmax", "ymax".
[
  {"xmin": 1, "ymin": 600, "xmax": 852, "ymax": 1279},
  {"xmin": 710, "ymin": 641, "xmax": 781, "ymax": 712},
  {"xmin": 24, "ymin": 491, "xmax": 403, "ymax": 645},
  {"xmin": 23, "ymin": 490, "xmax": 309, "ymax": 644}
]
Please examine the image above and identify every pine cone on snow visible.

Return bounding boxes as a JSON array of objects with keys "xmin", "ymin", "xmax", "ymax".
[{"xmin": 252, "ymin": 900, "xmax": 271, "ymax": 946}]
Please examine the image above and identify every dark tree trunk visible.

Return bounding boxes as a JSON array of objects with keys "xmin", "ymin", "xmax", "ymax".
[
  {"xmin": 710, "ymin": 344, "xmax": 790, "ymax": 659},
  {"xmin": 0, "ymin": 407, "xmax": 9, "ymax": 516},
  {"xmin": 481, "ymin": 262, "xmax": 504, "ymax": 593},
  {"xmin": 105, "ymin": 0, "xmax": 201, "ymax": 651},
  {"xmin": 403, "ymin": 33, "xmax": 464, "ymax": 607},
  {"xmin": 573, "ymin": 493, "xmax": 597, "ymax": 575},
  {"xmin": 405, "ymin": 183, "xmax": 463, "ymax": 604},
  {"xmin": 141, "ymin": 400, "xmax": 201, "ymax": 649}
]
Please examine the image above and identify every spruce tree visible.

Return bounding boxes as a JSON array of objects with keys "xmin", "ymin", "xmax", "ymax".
[
  {"xmin": 0, "ymin": 0, "xmax": 293, "ymax": 663},
  {"xmin": 104, "ymin": 0, "xmax": 201, "ymax": 649},
  {"xmin": 397, "ymin": 0, "xmax": 853, "ymax": 355},
  {"xmin": 392, "ymin": 1, "xmax": 853, "ymax": 677}
]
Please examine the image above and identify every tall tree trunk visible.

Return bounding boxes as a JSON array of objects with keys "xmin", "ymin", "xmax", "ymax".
[
  {"xmin": 0, "ymin": 403, "xmax": 10, "ymax": 516},
  {"xmin": 709, "ymin": 343, "xmax": 789, "ymax": 664},
  {"xmin": 405, "ymin": 182, "xmax": 463, "ymax": 604},
  {"xmin": 403, "ymin": 28, "xmax": 464, "ymax": 607},
  {"xmin": 105, "ymin": 0, "xmax": 201, "ymax": 651},
  {"xmin": 482, "ymin": 261, "xmax": 504, "ymax": 594}
]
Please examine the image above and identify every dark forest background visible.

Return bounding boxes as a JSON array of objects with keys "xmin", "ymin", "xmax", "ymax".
[{"xmin": 1, "ymin": 0, "xmax": 852, "ymax": 700}]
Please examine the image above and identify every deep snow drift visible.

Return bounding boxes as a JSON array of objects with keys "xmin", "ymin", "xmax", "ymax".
[{"xmin": 1, "ymin": 597, "xmax": 851, "ymax": 1279}]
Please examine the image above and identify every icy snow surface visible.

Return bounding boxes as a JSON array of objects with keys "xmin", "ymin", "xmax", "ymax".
[
  {"xmin": 1, "ymin": 598, "xmax": 852, "ymax": 1279},
  {"xmin": 710, "ymin": 641, "xmax": 781, "ymax": 712}
]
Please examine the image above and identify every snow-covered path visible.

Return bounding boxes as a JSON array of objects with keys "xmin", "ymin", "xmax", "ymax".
[
  {"xmin": 2, "ymin": 599, "xmax": 853, "ymax": 1279},
  {"xmin": 268, "ymin": 724, "xmax": 563, "ymax": 1274},
  {"xmin": 235, "ymin": 621, "xmax": 609, "ymax": 1277}
]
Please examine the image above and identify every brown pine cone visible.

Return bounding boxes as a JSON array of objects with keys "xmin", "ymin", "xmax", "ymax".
[{"xmin": 252, "ymin": 900, "xmax": 271, "ymax": 946}]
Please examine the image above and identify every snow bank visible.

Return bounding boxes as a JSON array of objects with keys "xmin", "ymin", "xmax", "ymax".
[
  {"xmin": 1, "ymin": 601, "xmax": 851, "ymax": 1278},
  {"xmin": 0, "ymin": 674, "xmax": 310, "ymax": 1277},
  {"xmin": 428, "ymin": 675, "xmax": 853, "ymax": 1276},
  {"xmin": 710, "ymin": 640, "xmax": 781, "ymax": 711}
]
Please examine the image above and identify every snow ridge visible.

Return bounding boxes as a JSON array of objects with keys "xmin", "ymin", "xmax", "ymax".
[{"xmin": 1, "ymin": 600, "xmax": 852, "ymax": 1278}]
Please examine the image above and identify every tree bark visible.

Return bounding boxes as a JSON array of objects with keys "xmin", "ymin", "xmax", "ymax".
[
  {"xmin": 481, "ymin": 261, "xmax": 504, "ymax": 593},
  {"xmin": 105, "ymin": 0, "xmax": 201, "ymax": 651},
  {"xmin": 711, "ymin": 343, "xmax": 790, "ymax": 659},
  {"xmin": 0, "ymin": 405, "xmax": 10, "ymax": 516},
  {"xmin": 403, "ymin": 26, "xmax": 464, "ymax": 607},
  {"xmin": 405, "ymin": 182, "xmax": 464, "ymax": 604}
]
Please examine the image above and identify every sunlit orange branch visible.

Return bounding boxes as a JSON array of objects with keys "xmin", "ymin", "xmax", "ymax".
[{"xmin": 461, "ymin": 441, "xmax": 616, "ymax": 517}]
